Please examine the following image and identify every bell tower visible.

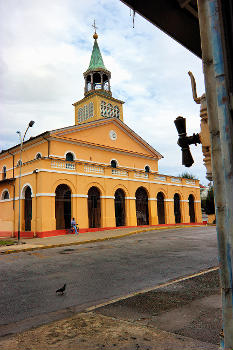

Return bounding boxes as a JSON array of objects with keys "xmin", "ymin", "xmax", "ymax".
[
  {"xmin": 83, "ymin": 29, "xmax": 112, "ymax": 97},
  {"xmin": 73, "ymin": 24, "xmax": 124, "ymax": 125}
]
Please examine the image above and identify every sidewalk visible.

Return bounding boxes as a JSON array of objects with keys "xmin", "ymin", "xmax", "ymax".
[{"xmin": 0, "ymin": 224, "xmax": 203, "ymax": 254}]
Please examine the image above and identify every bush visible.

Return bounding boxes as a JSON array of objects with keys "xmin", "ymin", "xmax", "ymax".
[
  {"xmin": 203, "ymin": 186, "xmax": 215, "ymax": 215},
  {"xmin": 179, "ymin": 172, "xmax": 198, "ymax": 179}
]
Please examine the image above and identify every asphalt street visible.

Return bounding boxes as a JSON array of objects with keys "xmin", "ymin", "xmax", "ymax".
[{"xmin": 0, "ymin": 226, "xmax": 218, "ymax": 332}]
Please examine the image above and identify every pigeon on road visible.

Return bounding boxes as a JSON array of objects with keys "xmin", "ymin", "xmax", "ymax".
[{"xmin": 56, "ymin": 283, "xmax": 66, "ymax": 295}]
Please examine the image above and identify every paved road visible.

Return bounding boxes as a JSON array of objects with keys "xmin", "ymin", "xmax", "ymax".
[{"xmin": 0, "ymin": 226, "xmax": 218, "ymax": 331}]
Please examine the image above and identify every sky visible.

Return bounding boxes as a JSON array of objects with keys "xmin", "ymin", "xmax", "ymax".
[{"xmin": 0, "ymin": 0, "xmax": 208, "ymax": 184}]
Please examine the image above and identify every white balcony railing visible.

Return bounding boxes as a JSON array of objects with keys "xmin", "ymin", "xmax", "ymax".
[
  {"xmin": 134, "ymin": 172, "xmax": 149, "ymax": 179},
  {"xmin": 51, "ymin": 160, "xmax": 75, "ymax": 170},
  {"xmin": 154, "ymin": 175, "xmax": 166, "ymax": 182},
  {"xmin": 171, "ymin": 177, "xmax": 182, "ymax": 183},
  {"xmin": 112, "ymin": 169, "xmax": 128, "ymax": 176},
  {"xmin": 84, "ymin": 165, "xmax": 104, "ymax": 174},
  {"xmin": 185, "ymin": 179, "xmax": 195, "ymax": 185}
]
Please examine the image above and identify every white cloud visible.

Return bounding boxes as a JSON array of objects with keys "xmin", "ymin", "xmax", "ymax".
[{"xmin": 0, "ymin": 0, "xmax": 208, "ymax": 184}]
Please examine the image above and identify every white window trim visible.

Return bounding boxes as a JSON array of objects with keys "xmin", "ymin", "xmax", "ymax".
[
  {"xmin": 145, "ymin": 165, "xmax": 150, "ymax": 173},
  {"xmin": 21, "ymin": 183, "xmax": 34, "ymax": 199},
  {"xmin": 64, "ymin": 151, "xmax": 76, "ymax": 161},
  {"xmin": 35, "ymin": 152, "xmax": 42, "ymax": 159},
  {"xmin": 110, "ymin": 159, "xmax": 118, "ymax": 167},
  {"xmin": 1, "ymin": 188, "xmax": 10, "ymax": 200},
  {"xmin": 1, "ymin": 165, "xmax": 7, "ymax": 173}
]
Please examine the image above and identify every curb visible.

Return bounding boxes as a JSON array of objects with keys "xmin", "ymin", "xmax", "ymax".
[
  {"xmin": 0, "ymin": 225, "xmax": 203, "ymax": 255},
  {"xmin": 85, "ymin": 265, "xmax": 219, "ymax": 312}
]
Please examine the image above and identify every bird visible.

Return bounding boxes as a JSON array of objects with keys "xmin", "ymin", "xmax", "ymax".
[{"xmin": 56, "ymin": 283, "xmax": 66, "ymax": 295}]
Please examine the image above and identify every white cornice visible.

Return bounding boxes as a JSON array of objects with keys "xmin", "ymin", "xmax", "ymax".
[
  {"xmin": 49, "ymin": 154, "xmax": 157, "ymax": 172},
  {"xmin": 36, "ymin": 193, "xmax": 56, "ymax": 197},
  {"xmin": 71, "ymin": 194, "xmax": 88, "ymax": 198},
  {"xmin": 12, "ymin": 168, "xmax": 199, "ymax": 189}
]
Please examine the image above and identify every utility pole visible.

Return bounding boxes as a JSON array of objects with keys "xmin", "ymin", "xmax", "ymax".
[{"xmin": 198, "ymin": 1, "xmax": 233, "ymax": 348}]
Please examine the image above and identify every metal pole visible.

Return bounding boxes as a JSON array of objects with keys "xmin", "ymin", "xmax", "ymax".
[
  {"xmin": 198, "ymin": 1, "xmax": 233, "ymax": 348},
  {"xmin": 17, "ymin": 121, "xmax": 35, "ymax": 244},
  {"xmin": 17, "ymin": 133, "xmax": 22, "ymax": 244}
]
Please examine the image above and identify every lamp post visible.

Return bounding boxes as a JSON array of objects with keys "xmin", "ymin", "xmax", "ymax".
[{"xmin": 17, "ymin": 120, "xmax": 35, "ymax": 244}]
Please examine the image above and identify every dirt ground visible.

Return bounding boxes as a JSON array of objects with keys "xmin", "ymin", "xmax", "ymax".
[{"xmin": 0, "ymin": 311, "xmax": 217, "ymax": 350}]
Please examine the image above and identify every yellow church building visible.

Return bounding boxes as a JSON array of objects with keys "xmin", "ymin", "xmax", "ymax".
[{"xmin": 0, "ymin": 32, "xmax": 202, "ymax": 238}]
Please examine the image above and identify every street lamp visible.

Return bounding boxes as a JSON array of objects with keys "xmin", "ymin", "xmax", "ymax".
[{"xmin": 17, "ymin": 120, "xmax": 35, "ymax": 244}]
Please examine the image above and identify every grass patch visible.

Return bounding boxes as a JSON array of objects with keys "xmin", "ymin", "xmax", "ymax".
[{"xmin": 0, "ymin": 240, "xmax": 16, "ymax": 246}]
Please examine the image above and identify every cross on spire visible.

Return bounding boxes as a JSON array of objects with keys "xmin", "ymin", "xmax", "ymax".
[{"xmin": 92, "ymin": 20, "xmax": 98, "ymax": 34}]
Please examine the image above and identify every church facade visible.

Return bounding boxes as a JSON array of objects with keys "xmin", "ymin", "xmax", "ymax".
[{"xmin": 0, "ymin": 32, "xmax": 202, "ymax": 238}]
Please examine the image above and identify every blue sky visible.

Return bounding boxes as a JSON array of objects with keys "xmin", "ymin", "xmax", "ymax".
[{"xmin": 0, "ymin": 0, "xmax": 208, "ymax": 184}]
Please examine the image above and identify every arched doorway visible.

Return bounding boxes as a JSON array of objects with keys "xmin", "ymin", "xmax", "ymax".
[
  {"xmin": 88, "ymin": 187, "xmax": 101, "ymax": 228},
  {"xmin": 174, "ymin": 193, "xmax": 181, "ymax": 223},
  {"xmin": 24, "ymin": 186, "xmax": 32, "ymax": 231},
  {"xmin": 136, "ymin": 187, "xmax": 149, "ymax": 226},
  {"xmin": 189, "ymin": 194, "xmax": 196, "ymax": 222},
  {"xmin": 157, "ymin": 192, "xmax": 165, "ymax": 224},
  {"xmin": 115, "ymin": 189, "xmax": 125, "ymax": 227},
  {"xmin": 55, "ymin": 184, "xmax": 71, "ymax": 229}
]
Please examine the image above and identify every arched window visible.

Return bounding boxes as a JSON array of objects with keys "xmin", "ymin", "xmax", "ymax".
[
  {"xmin": 88, "ymin": 186, "xmax": 101, "ymax": 228},
  {"xmin": 188, "ymin": 194, "xmax": 196, "ymax": 223},
  {"xmin": 24, "ymin": 186, "xmax": 32, "ymax": 231},
  {"xmin": 115, "ymin": 189, "xmax": 126, "ymax": 227},
  {"xmin": 157, "ymin": 192, "xmax": 165, "ymax": 224},
  {"xmin": 111, "ymin": 159, "xmax": 117, "ymax": 168},
  {"xmin": 93, "ymin": 72, "xmax": 101, "ymax": 90},
  {"xmin": 55, "ymin": 184, "xmax": 71, "ymax": 229},
  {"xmin": 174, "ymin": 193, "xmax": 181, "ymax": 223},
  {"xmin": 65, "ymin": 152, "xmax": 74, "ymax": 162},
  {"xmin": 2, "ymin": 166, "xmax": 6, "ymax": 180},
  {"xmin": 145, "ymin": 165, "xmax": 150, "ymax": 173},
  {"xmin": 35, "ymin": 153, "xmax": 42, "ymax": 160},
  {"xmin": 2, "ymin": 190, "xmax": 9, "ymax": 200},
  {"xmin": 135, "ymin": 187, "xmax": 149, "ymax": 225}
]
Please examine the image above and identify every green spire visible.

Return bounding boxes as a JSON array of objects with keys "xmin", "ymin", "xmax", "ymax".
[{"xmin": 87, "ymin": 39, "xmax": 106, "ymax": 71}]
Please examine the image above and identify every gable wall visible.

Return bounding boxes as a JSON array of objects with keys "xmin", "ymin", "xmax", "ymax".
[
  {"xmin": 55, "ymin": 122, "xmax": 157, "ymax": 158},
  {"xmin": 50, "ymin": 140, "xmax": 158, "ymax": 172}
]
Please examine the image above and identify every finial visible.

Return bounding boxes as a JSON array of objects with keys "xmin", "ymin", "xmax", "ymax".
[{"xmin": 92, "ymin": 19, "xmax": 98, "ymax": 40}]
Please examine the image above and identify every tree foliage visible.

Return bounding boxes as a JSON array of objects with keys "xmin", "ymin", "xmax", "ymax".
[
  {"xmin": 202, "ymin": 186, "xmax": 215, "ymax": 214},
  {"xmin": 178, "ymin": 172, "xmax": 198, "ymax": 179}
]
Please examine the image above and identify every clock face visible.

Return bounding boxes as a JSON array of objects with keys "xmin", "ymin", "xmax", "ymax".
[{"xmin": 109, "ymin": 130, "xmax": 117, "ymax": 141}]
